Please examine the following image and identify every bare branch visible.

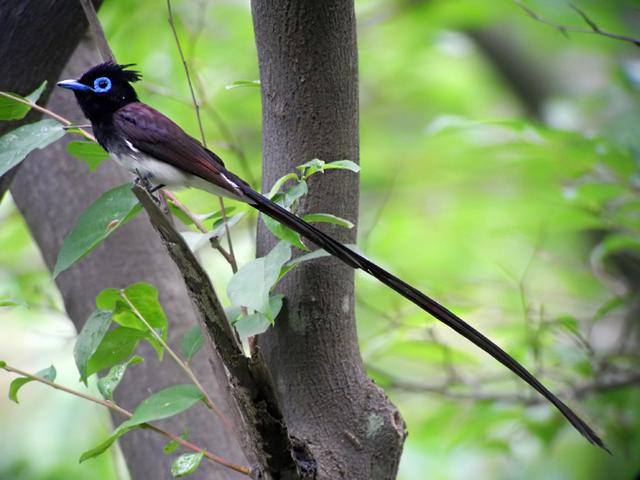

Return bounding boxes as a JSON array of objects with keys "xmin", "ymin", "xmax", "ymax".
[
  {"xmin": 515, "ymin": 1, "xmax": 640, "ymax": 48},
  {"xmin": 132, "ymin": 185, "xmax": 303, "ymax": 479},
  {"xmin": 79, "ymin": 0, "xmax": 116, "ymax": 61},
  {"xmin": 0, "ymin": 362, "xmax": 251, "ymax": 475},
  {"xmin": 166, "ymin": 0, "xmax": 239, "ymax": 273},
  {"xmin": 370, "ymin": 364, "xmax": 640, "ymax": 405}
]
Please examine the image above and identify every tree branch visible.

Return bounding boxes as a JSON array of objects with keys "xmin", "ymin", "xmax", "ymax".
[
  {"xmin": 370, "ymin": 365, "xmax": 640, "ymax": 405},
  {"xmin": 0, "ymin": 363, "xmax": 250, "ymax": 475},
  {"xmin": 132, "ymin": 185, "xmax": 303, "ymax": 479},
  {"xmin": 515, "ymin": 1, "xmax": 640, "ymax": 48},
  {"xmin": 79, "ymin": 0, "xmax": 115, "ymax": 61}
]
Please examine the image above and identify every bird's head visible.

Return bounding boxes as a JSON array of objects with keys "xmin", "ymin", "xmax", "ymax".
[{"xmin": 57, "ymin": 61, "xmax": 141, "ymax": 121}]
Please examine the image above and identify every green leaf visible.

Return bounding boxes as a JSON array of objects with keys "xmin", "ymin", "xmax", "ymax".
[
  {"xmin": 53, "ymin": 184, "xmax": 141, "ymax": 277},
  {"xmin": 0, "ymin": 82, "xmax": 46, "ymax": 120},
  {"xmin": 323, "ymin": 159, "xmax": 360, "ymax": 173},
  {"xmin": 163, "ymin": 428, "xmax": 189, "ymax": 454},
  {"xmin": 281, "ymin": 181, "xmax": 308, "ymax": 208},
  {"xmin": 96, "ymin": 283, "xmax": 168, "ymax": 360},
  {"xmin": 0, "ymin": 360, "xmax": 6, "ymax": 368},
  {"xmin": 227, "ymin": 241, "xmax": 291, "ymax": 316},
  {"xmin": 74, "ymin": 309, "xmax": 113, "ymax": 384},
  {"xmin": 297, "ymin": 158, "xmax": 326, "ymax": 178},
  {"xmin": 181, "ymin": 325, "xmax": 204, "ymax": 363},
  {"xmin": 302, "ymin": 212, "xmax": 354, "ymax": 229},
  {"xmin": 67, "ymin": 141, "xmax": 109, "ymax": 171},
  {"xmin": 171, "ymin": 451, "xmax": 205, "ymax": 477},
  {"xmin": 9, "ymin": 365, "xmax": 56, "ymax": 403},
  {"xmin": 114, "ymin": 283, "xmax": 168, "ymax": 332},
  {"xmin": 79, "ymin": 423, "xmax": 135, "ymax": 463},
  {"xmin": 0, "ymin": 299, "xmax": 20, "ymax": 307},
  {"xmin": 97, "ymin": 356, "xmax": 143, "ymax": 400},
  {"xmin": 82, "ymin": 385, "xmax": 204, "ymax": 463},
  {"xmin": 86, "ymin": 327, "xmax": 146, "ymax": 378},
  {"xmin": 262, "ymin": 213, "xmax": 307, "ymax": 251},
  {"xmin": 285, "ymin": 248, "xmax": 332, "ymax": 268},
  {"xmin": 225, "ymin": 80, "xmax": 260, "ymax": 90},
  {"xmin": 0, "ymin": 96, "xmax": 30, "ymax": 121},
  {"xmin": 296, "ymin": 159, "xmax": 360, "ymax": 179},
  {"xmin": 25, "ymin": 82, "xmax": 47, "ymax": 103},
  {"xmin": 234, "ymin": 313, "xmax": 271, "ymax": 339},
  {"xmin": 267, "ymin": 173, "xmax": 299, "ymax": 199},
  {"xmin": 126, "ymin": 384, "xmax": 204, "ymax": 427},
  {"xmin": 233, "ymin": 295, "xmax": 283, "ymax": 339},
  {"xmin": 0, "ymin": 119, "xmax": 65, "ymax": 177}
]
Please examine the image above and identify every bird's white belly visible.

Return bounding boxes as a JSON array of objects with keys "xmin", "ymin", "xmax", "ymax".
[
  {"xmin": 110, "ymin": 152, "xmax": 244, "ymax": 200},
  {"xmin": 112, "ymin": 152, "xmax": 189, "ymax": 186}
]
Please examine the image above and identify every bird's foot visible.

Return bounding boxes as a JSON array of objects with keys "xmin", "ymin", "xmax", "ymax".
[{"xmin": 134, "ymin": 170, "xmax": 153, "ymax": 191}]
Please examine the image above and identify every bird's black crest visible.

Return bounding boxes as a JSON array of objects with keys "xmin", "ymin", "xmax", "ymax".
[{"xmin": 80, "ymin": 61, "xmax": 142, "ymax": 84}]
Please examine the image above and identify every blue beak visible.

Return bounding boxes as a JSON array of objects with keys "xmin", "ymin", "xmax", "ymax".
[{"xmin": 57, "ymin": 79, "xmax": 93, "ymax": 92}]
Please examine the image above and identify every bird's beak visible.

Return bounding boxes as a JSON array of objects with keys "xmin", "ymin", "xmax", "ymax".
[{"xmin": 57, "ymin": 79, "xmax": 93, "ymax": 92}]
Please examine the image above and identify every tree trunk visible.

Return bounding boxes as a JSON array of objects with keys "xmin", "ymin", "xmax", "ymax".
[
  {"xmin": 250, "ymin": 2, "xmax": 406, "ymax": 478},
  {"xmin": 1, "ymin": 3, "xmax": 247, "ymax": 478}
]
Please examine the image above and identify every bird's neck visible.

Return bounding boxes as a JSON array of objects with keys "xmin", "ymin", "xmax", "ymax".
[{"xmin": 90, "ymin": 115, "xmax": 117, "ymax": 153}]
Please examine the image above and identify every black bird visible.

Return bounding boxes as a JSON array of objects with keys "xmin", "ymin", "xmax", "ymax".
[{"xmin": 58, "ymin": 62, "xmax": 607, "ymax": 451}]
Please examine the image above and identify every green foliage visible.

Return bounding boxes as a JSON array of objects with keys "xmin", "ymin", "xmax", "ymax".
[
  {"xmin": 53, "ymin": 183, "xmax": 141, "ymax": 277},
  {"xmin": 163, "ymin": 428, "xmax": 188, "ymax": 454},
  {"xmin": 228, "ymin": 241, "xmax": 290, "ymax": 318},
  {"xmin": 225, "ymin": 80, "xmax": 260, "ymax": 89},
  {"xmin": 9, "ymin": 366, "xmax": 56, "ymax": 403},
  {"xmin": 74, "ymin": 309, "xmax": 113, "ymax": 384},
  {"xmin": 2, "ymin": 1, "xmax": 640, "ymax": 478},
  {"xmin": 97, "ymin": 356, "xmax": 143, "ymax": 400},
  {"xmin": 180, "ymin": 325, "xmax": 204, "ymax": 364},
  {"xmin": 302, "ymin": 212, "xmax": 354, "ymax": 229},
  {"xmin": 85, "ymin": 327, "xmax": 146, "ymax": 378},
  {"xmin": 0, "ymin": 82, "xmax": 46, "ymax": 120},
  {"xmin": 67, "ymin": 141, "xmax": 109, "ymax": 171},
  {"xmin": 0, "ymin": 119, "xmax": 65, "ymax": 178},
  {"xmin": 81, "ymin": 385, "xmax": 204, "ymax": 463},
  {"xmin": 171, "ymin": 451, "xmax": 205, "ymax": 477}
]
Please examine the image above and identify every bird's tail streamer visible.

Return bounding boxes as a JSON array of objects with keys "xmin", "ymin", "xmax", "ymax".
[{"xmin": 235, "ymin": 180, "xmax": 608, "ymax": 452}]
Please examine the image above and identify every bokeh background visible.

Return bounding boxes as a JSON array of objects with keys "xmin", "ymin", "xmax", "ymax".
[{"xmin": 1, "ymin": 0, "xmax": 639, "ymax": 478}]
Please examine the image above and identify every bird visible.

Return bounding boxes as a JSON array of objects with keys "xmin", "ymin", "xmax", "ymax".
[{"xmin": 58, "ymin": 61, "xmax": 607, "ymax": 451}]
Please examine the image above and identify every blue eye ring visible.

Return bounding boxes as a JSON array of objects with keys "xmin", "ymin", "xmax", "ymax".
[{"xmin": 93, "ymin": 76, "xmax": 112, "ymax": 93}]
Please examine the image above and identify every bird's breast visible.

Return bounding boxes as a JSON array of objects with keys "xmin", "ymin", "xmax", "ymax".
[{"xmin": 110, "ymin": 150, "xmax": 190, "ymax": 187}]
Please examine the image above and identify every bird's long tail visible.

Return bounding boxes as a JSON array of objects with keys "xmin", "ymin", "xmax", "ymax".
[{"xmin": 236, "ymin": 180, "xmax": 608, "ymax": 452}]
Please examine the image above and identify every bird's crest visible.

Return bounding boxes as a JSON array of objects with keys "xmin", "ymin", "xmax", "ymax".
[{"xmin": 79, "ymin": 61, "xmax": 142, "ymax": 84}]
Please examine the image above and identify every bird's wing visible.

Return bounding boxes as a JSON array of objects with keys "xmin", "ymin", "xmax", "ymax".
[{"xmin": 113, "ymin": 102, "xmax": 241, "ymax": 195}]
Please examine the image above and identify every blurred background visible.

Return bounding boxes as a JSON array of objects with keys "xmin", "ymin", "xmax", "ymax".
[{"xmin": 1, "ymin": 0, "xmax": 639, "ymax": 478}]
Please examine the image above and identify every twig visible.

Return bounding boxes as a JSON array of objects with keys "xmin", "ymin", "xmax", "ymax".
[
  {"xmin": 0, "ymin": 92, "xmax": 95, "ymax": 141},
  {"xmin": 79, "ymin": 0, "xmax": 116, "ymax": 61},
  {"xmin": 515, "ymin": 1, "xmax": 640, "ymax": 48},
  {"xmin": 118, "ymin": 290, "xmax": 234, "ymax": 433},
  {"xmin": 0, "ymin": 362, "xmax": 250, "ymax": 475},
  {"xmin": 162, "ymin": 190, "xmax": 236, "ymax": 266},
  {"xmin": 369, "ymin": 364, "xmax": 640, "ymax": 404},
  {"xmin": 166, "ymin": 0, "xmax": 239, "ymax": 273}
]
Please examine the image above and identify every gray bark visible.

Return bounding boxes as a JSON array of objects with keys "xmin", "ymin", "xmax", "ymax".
[
  {"xmin": 1, "ymin": 2, "xmax": 247, "ymax": 478},
  {"xmin": 250, "ymin": 2, "xmax": 406, "ymax": 478}
]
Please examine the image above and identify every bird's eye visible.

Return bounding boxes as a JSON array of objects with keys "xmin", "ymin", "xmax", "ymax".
[{"xmin": 93, "ymin": 77, "xmax": 112, "ymax": 93}]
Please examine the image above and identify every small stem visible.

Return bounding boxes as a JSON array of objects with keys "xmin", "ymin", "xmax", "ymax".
[
  {"xmin": 162, "ymin": 191, "xmax": 236, "ymax": 266},
  {"xmin": 119, "ymin": 290, "xmax": 234, "ymax": 433},
  {"xmin": 79, "ymin": 0, "xmax": 115, "ymax": 62},
  {"xmin": 0, "ymin": 92, "xmax": 96, "ymax": 142},
  {"xmin": 166, "ymin": 0, "xmax": 240, "ymax": 273},
  {"xmin": 167, "ymin": 0, "xmax": 206, "ymax": 145},
  {"xmin": 218, "ymin": 197, "xmax": 238, "ymax": 273},
  {"xmin": 0, "ymin": 363, "xmax": 250, "ymax": 475}
]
